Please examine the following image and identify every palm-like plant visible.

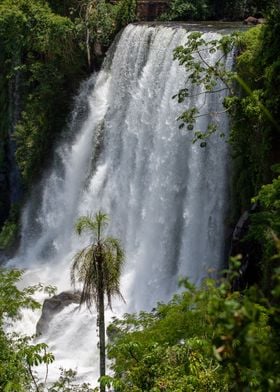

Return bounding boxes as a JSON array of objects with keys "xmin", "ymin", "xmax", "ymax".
[{"xmin": 71, "ymin": 211, "xmax": 124, "ymax": 392}]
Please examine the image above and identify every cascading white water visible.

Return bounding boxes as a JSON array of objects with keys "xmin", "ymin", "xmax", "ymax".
[{"xmin": 9, "ymin": 24, "xmax": 232, "ymax": 384}]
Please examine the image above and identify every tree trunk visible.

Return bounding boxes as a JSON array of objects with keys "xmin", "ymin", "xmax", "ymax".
[
  {"xmin": 97, "ymin": 247, "xmax": 106, "ymax": 392},
  {"xmin": 85, "ymin": 3, "xmax": 92, "ymax": 71},
  {"xmin": 98, "ymin": 288, "xmax": 106, "ymax": 391}
]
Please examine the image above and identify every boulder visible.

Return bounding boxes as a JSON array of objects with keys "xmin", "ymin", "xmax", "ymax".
[
  {"xmin": 244, "ymin": 16, "xmax": 265, "ymax": 25},
  {"xmin": 36, "ymin": 291, "xmax": 81, "ymax": 336}
]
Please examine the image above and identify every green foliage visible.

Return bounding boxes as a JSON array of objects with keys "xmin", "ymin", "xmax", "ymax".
[
  {"xmin": 0, "ymin": 269, "xmax": 39, "ymax": 319},
  {"xmin": 74, "ymin": 0, "xmax": 136, "ymax": 69},
  {"xmin": 0, "ymin": 267, "xmax": 95, "ymax": 391},
  {"xmin": 72, "ymin": 211, "xmax": 125, "ymax": 309},
  {"xmin": 113, "ymin": 0, "xmax": 137, "ymax": 32},
  {"xmin": 174, "ymin": 19, "xmax": 280, "ymax": 294},
  {"xmin": 229, "ymin": 26, "xmax": 268, "ymax": 212},
  {"xmin": 0, "ymin": 0, "xmax": 137, "ymax": 190},
  {"xmin": 160, "ymin": 0, "xmax": 210, "ymax": 21},
  {"xmin": 86, "ymin": 0, "xmax": 117, "ymax": 47},
  {"xmin": 0, "ymin": 0, "xmax": 87, "ymax": 184},
  {"xmin": 247, "ymin": 176, "xmax": 280, "ymax": 291},
  {"xmin": 0, "ymin": 268, "xmax": 53, "ymax": 391},
  {"xmin": 105, "ymin": 259, "xmax": 280, "ymax": 391},
  {"xmin": 0, "ymin": 220, "xmax": 18, "ymax": 250},
  {"xmin": 174, "ymin": 17, "xmax": 280, "ymax": 214},
  {"xmin": 230, "ymin": 15, "xmax": 280, "ymax": 214},
  {"xmin": 160, "ymin": 0, "xmax": 272, "ymax": 21},
  {"xmin": 0, "ymin": 0, "xmax": 137, "ymax": 231},
  {"xmin": 0, "ymin": 204, "xmax": 20, "ymax": 250},
  {"xmin": 173, "ymin": 31, "xmax": 237, "ymax": 146},
  {"xmin": 46, "ymin": 368, "xmax": 94, "ymax": 392}
]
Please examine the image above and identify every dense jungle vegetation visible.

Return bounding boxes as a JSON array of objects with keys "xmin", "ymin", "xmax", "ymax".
[
  {"xmin": 0, "ymin": 0, "xmax": 137, "ymax": 247},
  {"xmin": 0, "ymin": 0, "xmax": 280, "ymax": 390},
  {"xmin": 161, "ymin": 0, "xmax": 273, "ymax": 21}
]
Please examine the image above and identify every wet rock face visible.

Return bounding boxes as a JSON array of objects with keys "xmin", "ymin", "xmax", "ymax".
[
  {"xmin": 0, "ymin": 152, "xmax": 10, "ymax": 227},
  {"xmin": 137, "ymin": 0, "xmax": 169, "ymax": 21},
  {"xmin": 230, "ymin": 204, "xmax": 262, "ymax": 290},
  {"xmin": 243, "ymin": 16, "xmax": 265, "ymax": 25},
  {"xmin": 36, "ymin": 291, "xmax": 81, "ymax": 336}
]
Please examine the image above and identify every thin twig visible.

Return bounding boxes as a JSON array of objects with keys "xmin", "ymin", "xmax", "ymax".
[
  {"xmin": 193, "ymin": 107, "xmax": 230, "ymax": 119},
  {"xmin": 28, "ymin": 364, "xmax": 40, "ymax": 392}
]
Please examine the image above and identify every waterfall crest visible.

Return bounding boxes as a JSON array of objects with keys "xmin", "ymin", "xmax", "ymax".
[{"xmin": 11, "ymin": 24, "xmax": 232, "ymax": 383}]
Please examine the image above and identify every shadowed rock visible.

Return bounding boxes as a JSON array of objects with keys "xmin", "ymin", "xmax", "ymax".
[
  {"xmin": 244, "ymin": 16, "xmax": 265, "ymax": 25},
  {"xmin": 230, "ymin": 204, "xmax": 262, "ymax": 289},
  {"xmin": 36, "ymin": 291, "xmax": 81, "ymax": 336}
]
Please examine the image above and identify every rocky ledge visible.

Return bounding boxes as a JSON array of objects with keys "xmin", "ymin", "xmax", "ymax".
[{"xmin": 36, "ymin": 291, "xmax": 81, "ymax": 336}]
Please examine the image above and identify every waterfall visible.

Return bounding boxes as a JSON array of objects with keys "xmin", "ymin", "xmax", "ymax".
[{"xmin": 10, "ymin": 24, "xmax": 232, "ymax": 384}]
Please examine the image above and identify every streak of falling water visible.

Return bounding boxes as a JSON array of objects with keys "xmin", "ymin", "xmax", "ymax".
[{"xmin": 9, "ymin": 24, "xmax": 232, "ymax": 385}]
